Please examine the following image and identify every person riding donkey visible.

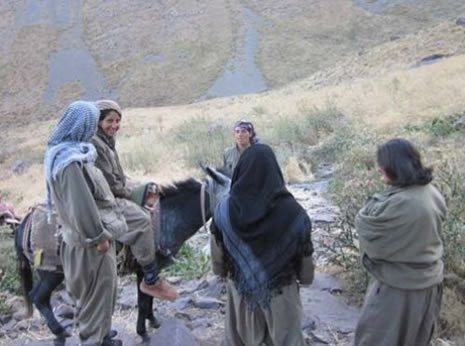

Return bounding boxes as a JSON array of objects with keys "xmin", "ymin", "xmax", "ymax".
[{"xmin": 92, "ymin": 100, "xmax": 178, "ymax": 301}]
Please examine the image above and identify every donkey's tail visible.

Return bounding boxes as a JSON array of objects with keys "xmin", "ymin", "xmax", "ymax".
[{"xmin": 15, "ymin": 213, "xmax": 34, "ymax": 317}]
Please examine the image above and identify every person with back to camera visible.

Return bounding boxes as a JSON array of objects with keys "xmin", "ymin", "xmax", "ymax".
[
  {"xmin": 44, "ymin": 101, "xmax": 122, "ymax": 345},
  {"xmin": 91, "ymin": 100, "xmax": 178, "ymax": 301},
  {"xmin": 223, "ymin": 120, "xmax": 258, "ymax": 176},
  {"xmin": 354, "ymin": 138, "xmax": 447, "ymax": 346},
  {"xmin": 211, "ymin": 143, "xmax": 315, "ymax": 346}
]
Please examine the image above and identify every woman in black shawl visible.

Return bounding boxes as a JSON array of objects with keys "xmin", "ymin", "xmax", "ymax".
[{"xmin": 211, "ymin": 143, "xmax": 314, "ymax": 346}]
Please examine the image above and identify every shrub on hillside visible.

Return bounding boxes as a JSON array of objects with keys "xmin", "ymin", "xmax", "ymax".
[
  {"xmin": 172, "ymin": 117, "xmax": 230, "ymax": 168},
  {"xmin": 264, "ymin": 106, "xmax": 344, "ymax": 148},
  {"xmin": 323, "ymin": 126, "xmax": 381, "ymax": 295},
  {"xmin": 324, "ymin": 119, "xmax": 465, "ymax": 343},
  {"xmin": 434, "ymin": 159, "xmax": 465, "ymax": 276},
  {"xmin": 254, "ymin": 105, "xmax": 346, "ymax": 178},
  {"xmin": 120, "ymin": 139, "xmax": 165, "ymax": 173},
  {"xmin": 427, "ymin": 114, "xmax": 461, "ymax": 138},
  {"xmin": 0, "ymin": 227, "xmax": 20, "ymax": 294}
]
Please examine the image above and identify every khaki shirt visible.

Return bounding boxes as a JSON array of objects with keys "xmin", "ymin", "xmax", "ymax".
[
  {"xmin": 223, "ymin": 146, "xmax": 242, "ymax": 177},
  {"xmin": 52, "ymin": 162, "xmax": 127, "ymax": 247},
  {"xmin": 357, "ymin": 184, "xmax": 446, "ymax": 290},
  {"xmin": 92, "ymin": 133, "xmax": 133, "ymax": 199}
]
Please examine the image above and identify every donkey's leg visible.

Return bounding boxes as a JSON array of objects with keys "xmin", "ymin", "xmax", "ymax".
[
  {"xmin": 136, "ymin": 267, "xmax": 152, "ymax": 342},
  {"xmin": 31, "ymin": 270, "xmax": 69, "ymax": 338},
  {"xmin": 137, "ymin": 267, "xmax": 160, "ymax": 329},
  {"xmin": 146, "ymin": 295, "xmax": 160, "ymax": 329}
]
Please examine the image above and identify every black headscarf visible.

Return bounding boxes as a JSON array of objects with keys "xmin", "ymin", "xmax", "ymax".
[
  {"xmin": 213, "ymin": 144, "xmax": 311, "ymax": 309},
  {"xmin": 229, "ymin": 144, "xmax": 302, "ymax": 240}
]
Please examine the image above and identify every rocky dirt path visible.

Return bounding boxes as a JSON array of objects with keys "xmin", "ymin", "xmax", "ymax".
[{"xmin": 1, "ymin": 167, "xmax": 361, "ymax": 346}]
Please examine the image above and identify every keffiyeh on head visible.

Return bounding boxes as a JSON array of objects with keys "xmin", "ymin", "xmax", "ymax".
[
  {"xmin": 48, "ymin": 101, "xmax": 99, "ymax": 146},
  {"xmin": 44, "ymin": 101, "xmax": 99, "ymax": 219}
]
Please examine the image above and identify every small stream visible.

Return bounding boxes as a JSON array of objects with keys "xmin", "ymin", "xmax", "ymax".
[
  {"xmin": 199, "ymin": 1, "xmax": 267, "ymax": 100},
  {"xmin": 17, "ymin": 0, "xmax": 267, "ymax": 104},
  {"xmin": 16, "ymin": 0, "xmax": 115, "ymax": 103}
]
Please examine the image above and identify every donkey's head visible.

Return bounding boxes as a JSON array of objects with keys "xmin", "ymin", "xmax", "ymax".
[
  {"xmin": 199, "ymin": 164, "xmax": 231, "ymax": 214},
  {"xmin": 155, "ymin": 168, "xmax": 230, "ymax": 269}
]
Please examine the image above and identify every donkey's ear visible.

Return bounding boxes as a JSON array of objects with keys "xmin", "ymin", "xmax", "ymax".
[
  {"xmin": 208, "ymin": 167, "xmax": 230, "ymax": 186},
  {"xmin": 199, "ymin": 161, "xmax": 208, "ymax": 174},
  {"xmin": 199, "ymin": 162, "xmax": 230, "ymax": 186}
]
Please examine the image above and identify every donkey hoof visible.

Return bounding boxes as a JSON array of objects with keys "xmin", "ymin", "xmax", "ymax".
[
  {"xmin": 139, "ymin": 332, "xmax": 150, "ymax": 343},
  {"xmin": 54, "ymin": 327, "xmax": 71, "ymax": 339},
  {"xmin": 149, "ymin": 318, "xmax": 161, "ymax": 329},
  {"xmin": 53, "ymin": 337, "xmax": 66, "ymax": 346},
  {"xmin": 102, "ymin": 338, "xmax": 123, "ymax": 346}
]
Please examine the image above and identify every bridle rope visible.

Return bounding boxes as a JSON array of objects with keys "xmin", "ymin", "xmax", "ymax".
[{"xmin": 200, "ymin": 181, "xmax": 208, "ymax": 233}]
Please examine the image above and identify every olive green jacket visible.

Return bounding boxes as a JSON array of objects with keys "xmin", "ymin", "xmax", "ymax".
[
  {"xmin": 356, "ymin": 184, "xmax": 447, "ymax": 290},
  {"xmin": 52, "ymin": 162, "xmax": 127, "ymax": 247},
  {"xmin": 223, "ymin": 146, "xmax": 243, "ymax": 177},
  {"xmin": 92, "ymin": 131, "xmax": 133, "ymax": 199}
]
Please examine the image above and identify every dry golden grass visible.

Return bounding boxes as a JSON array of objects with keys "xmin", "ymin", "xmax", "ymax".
[
  {"xmin": 120, "ymin": 55, "xmax": 465, "ymax": 140},
  {"xmin": 1, "ymin": 7, "xmax": 465, "ymax": 344},
  {"xmin": 249, "ymin": 0, "xmax": 465, "ymax": 89},
  {"xmin": 2, "ymin": 50, "xmax": 465, "ymax": 215}
]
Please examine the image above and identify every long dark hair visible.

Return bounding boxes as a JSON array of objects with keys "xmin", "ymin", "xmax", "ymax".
[{"xmin": 377, "ymin": 138, "xmax": 433, "ymax": 187}]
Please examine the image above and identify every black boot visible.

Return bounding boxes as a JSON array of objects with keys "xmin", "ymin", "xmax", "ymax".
[
  {"xmin": 102, "ymin": 339, "xmax": 123, "ymax": 346},
  {"xmin": 102, "ymin": 330, "xmax": 122, "ymax": 346},
  {"xmin": 105, "ymin": 330, "xmax": 118, "ymax": 339}
]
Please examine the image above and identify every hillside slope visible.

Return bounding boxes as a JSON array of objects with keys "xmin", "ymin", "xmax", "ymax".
[
  {"xmin": 1, "ymin": 0, "xmax": 464, "ymax": 130},
  {"xmin": 1, "ymin": 15, "xmax": 465, "ymax": 215}
]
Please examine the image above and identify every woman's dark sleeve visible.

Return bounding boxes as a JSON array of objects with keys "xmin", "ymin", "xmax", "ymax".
[{"xmin": 296, "ymin": 216, "xmax": 315, "ymax": 285}]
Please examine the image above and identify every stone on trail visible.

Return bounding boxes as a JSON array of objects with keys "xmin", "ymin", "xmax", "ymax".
[
  {"xmin": 172, "ymin": 296, "xmax": 192, "ymax": 310},
  {"xmin": 181, "ymin": 279, "xmax": 209, "ymax": 295},
  {"xmin": 0, "ymin": 314, "xmax": 12, "ymax": 325},
  {"xmin": 117, "ymin": 283, "xmax": 138, "ymax": 310},
  {"xmin": 1, "ymin": 319, "xmax": 16, "ymax": 333},
  {"xmin": 197, "ymin": 276, "xmax": 224, "ymax": 300},
  {"xmin": 310, "ymin": 272, "xmax": 343, "ymax": 294},
  {"xmin": 149, "ymin": 318, "xmax": 198, "ymax": 346},
  {"xmin": 192, "ymin": 295, "xmax": 223, "ymax": 309},
  {"xmin": 189, "ymin": 318, "xmax": 211, "ymax": 329},
  {"xmin": 301, "ymin": 273, "xmax": 360, "ymax": 344}
]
